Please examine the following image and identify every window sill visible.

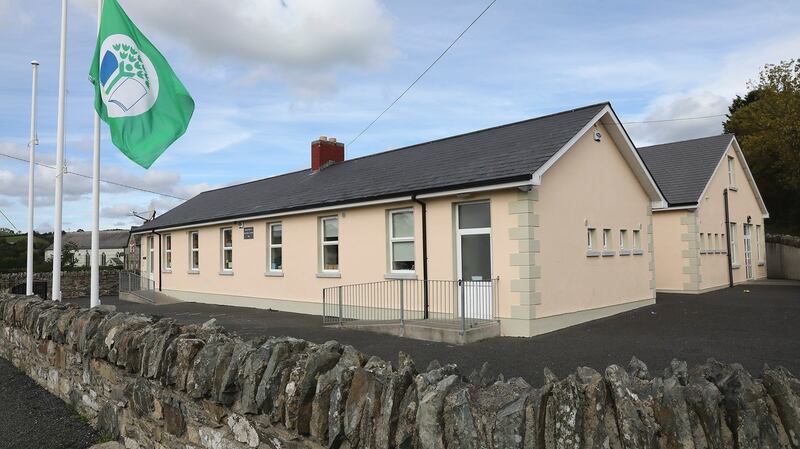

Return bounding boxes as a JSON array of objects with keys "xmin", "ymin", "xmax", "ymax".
[
  {"xmin": 219, "ymin": 271, "xmax": 234, "ymax": 276},
  {"xmin": 757, "ymin": 262, "xmax": 765, "ymax": 266},
  {"xmin": 732, "ymin": 264, "xmax": 740, "ymax": 269},
  {"xmin": 187, "ymin": 270, "xmax": 200, "ymax": 275},
  {"xmin": 265, "ymin": 271, "xmax": 284, "ymax": 277},
  {"xmin": 728, "ymin": 186, "xmax": 738, "ymax": 192},
  {"xmin": 632, "ymin": 250, "xmax": 644, "ymax": 255},
  {"xmin": 162, "ymin": 269, "xmax": 172, "ymax": 273},
  {"xmin": 384, "ymin": 273, "xmax": 417, "ymax": 280},
  {"xmin": 619, "ymin": 250, "xmax": 631, "ymax": 256},
  {"xmin": 601, "ymin": 250, "xmax": 616, "ymax": 257},
  {"xmin": 586, "ymin": 250, "xmax": 601, "ymax": 257},
  {"xmin": 317, "ymin": 272, "xmax": 341, "ymax": 278}
]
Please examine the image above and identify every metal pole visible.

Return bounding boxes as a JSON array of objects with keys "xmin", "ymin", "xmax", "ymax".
[
  {"xmin": 51, "ymin": 0, "xmax": 68, "ymax": 302},
  {"xmin": 90, "ymin": 0, "xmax": 104, "ymax": 309},
  {"xmin": 399, "ymin": 280, "xmax": 405, "ymax": 328},
  {"xmin": 459, "ymin": 280, "xmax": 465, "ymax": 335},
  {"xmin": 338, "ymin": 286, "xmax": 343, "ymax": 327},
  {"xmin": 26, "ymin": 60, "xmax": 39, "ymax": 296}
]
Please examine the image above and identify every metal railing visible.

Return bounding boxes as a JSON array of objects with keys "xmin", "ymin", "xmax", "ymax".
[
  {"xmin": 119, "ymin": 270, "xmax": 156, "ymax": 301},
  {"xmin": 323, "ymin": 278, "xmax": 498, "ymax": 334}
]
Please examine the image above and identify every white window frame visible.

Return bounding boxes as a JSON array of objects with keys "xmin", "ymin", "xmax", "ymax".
[
  {"xmin": 320, "ymin": 217, "xmax": 339, "ymax": 273},
  {"xmin": 714, "ymin": 233, "xmax": 719, "ymax": 253},
  {"xmin": 163, "ymin": 234, "xmax": 172, "ymax": 271},
  {"xmin": 727, "ymin": 156, "xmax": 736, "ymax": 189},
  {"xmin": 389, "ymin": 209, "xmax": 415, "ymax": 273},
  {"xmin": 755, "ymin": 225, "xmax": 763, "ymax": 264},
  {"xmin": 619, "ymin": 229, "xmax": 627, "ymax": 249},
  {"xmin": 700, "ymin": 233, "xmax": 706, "ymax": 253},
  {"xmin": 632, "ymin": 229, "xmax": 642, "ymax": 253},
  {"xmin": 721, "ymin": 233, "xmax": 726, "ymax": 254},
  {"xmin": 147, "ymin": 236, "xmax": 154, "ymax": 276},
  {"xmin": 268, "ymin": 222, "xmax": 283, "ymax": 273},
  {"xmin": 189, "ymin": 231, "xmax": 200, "ymax": 272},
  {"xmin": 729, "ymin": 223, "xmax": 738, "ymax": 265},
  {"xmin": 220, "ymin": 227, "xmax": 233, "ymax": 273},
  {"xmin": 587, "ymin": 228, "xmax": 596, "ymax": 251}
]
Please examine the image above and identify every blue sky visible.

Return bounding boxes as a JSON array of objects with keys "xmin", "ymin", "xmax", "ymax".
[{"xmin": 0, "ymin": 0, "xmax": 798, "ymax": 232}]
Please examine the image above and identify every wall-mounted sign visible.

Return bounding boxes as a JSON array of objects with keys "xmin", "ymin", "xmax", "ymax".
[{"xmin": 243, "ymin": 227, "xmax": 254, "ymax": 239}]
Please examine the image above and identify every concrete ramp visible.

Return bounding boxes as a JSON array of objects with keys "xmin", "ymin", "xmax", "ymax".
[
  {"xmin": 120, "ymin": 289, "xmax": 183, "ymax": 305},
  {"xmin": 329, "ymin": 319, "xmax": 500, "ymax": 345}
]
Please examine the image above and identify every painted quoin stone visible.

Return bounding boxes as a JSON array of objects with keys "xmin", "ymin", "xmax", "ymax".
[{"xmin": 1, "ymin": 293, "xmax": 799, "ymax": 449}]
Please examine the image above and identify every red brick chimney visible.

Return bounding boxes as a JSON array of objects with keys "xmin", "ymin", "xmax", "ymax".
[{"xmin": 311, "ymin": 136, "xmax": 344, "ymax": 171}]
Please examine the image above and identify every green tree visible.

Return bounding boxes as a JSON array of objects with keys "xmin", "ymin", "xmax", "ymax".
[{"xmin": 724, "ymin": 59, "xmax": 800, "ymax": 235}]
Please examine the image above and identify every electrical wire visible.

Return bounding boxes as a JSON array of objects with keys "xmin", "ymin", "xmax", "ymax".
[
  {"xmin": 0, "ymin": 152, "xmax": 188, "ymax": 201},
  {"xmin": 0, "ymin": 208, "xmax": 18, "ymax": 231},
  {"xmin": 348, "ymin": 0, "xmax": 499, "ymax": 146},
  {"xmin": 622, "ymin": 114, "xmax": 727, "ymax": 124}
]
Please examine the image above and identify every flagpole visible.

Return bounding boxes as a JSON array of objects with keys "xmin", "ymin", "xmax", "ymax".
[
  {"xmin": 52, "ymin": 0, "xmax": 68, "ymax": 302},
  {"xmin": 26, "ymin": 60, "xmax": 39, "ymax": 297},
  {"xmin": 90, "ymin": 0, "xmax": 103, "ymax": 309}
]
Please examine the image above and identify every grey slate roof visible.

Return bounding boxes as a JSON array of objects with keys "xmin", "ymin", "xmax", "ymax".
[
  {"xmin": 637, "ymin": 134, "xmax": 734, "ymax": 206},
  {"xmin": 135, "ymin": 102, "xmax": 608, "ymax": 232},
  {"xmin": 45, "ymin": 230, "xmax": 130, "ymax": 251}
]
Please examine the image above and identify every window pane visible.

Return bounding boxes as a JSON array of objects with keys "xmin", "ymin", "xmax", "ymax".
[
  {"xmin": 165, "ymin": 236, "xmax": 171, "ymax": 250},
  {"xmin": 392, "ymin": 242, "xmax": 415, "ymax": 271},
  {"xmin": 192, "ymin": 251, "xmax": 199, "ymax": 269},
  {"xmin": 458, "ymin": 203, "xmax": 490, "ymax": 229},
  {"xmin": 461, "ymin": 234, "xmax": 491, "ymax": 281},
  {"xmin": 323, "ymin": 218, "xmax": 338, "ymax": 241},
  {"xmin": 191, "ymin": 232, "xmax": 198, "ymax": 249},
  {"xmin": 392, "ymin": 211, "xmax": 414, "ymax": 238},
  {"xmin": 223, "ymin": 229, "xmax": 232, "ymax": 247},
  {"xmin": 270, "ymin": 247, "xmax": 282, "ymax": 270},
  {"xmin": 392, "ymin": 242, "xmax": 414, "ymax": 262},
  {"xmin": 323, "ymin": 245, "xmax": 339, "ymax": 270},
  {"xmin": 166, "ymin": 252, "xmax": 172, "ymax": 268},
  {"xmin": 223, "ymin": 249, "xmax": 233, "ymax": 270},
  {"xmin": 271, "ymin": 224, "xmax": 282, "ymax": 245}
]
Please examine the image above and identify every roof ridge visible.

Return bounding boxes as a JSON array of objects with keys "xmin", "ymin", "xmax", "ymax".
[
  {"xmin": 639, "ymin": 133, "xmax": 734, "ymax": 151},
  {"xmin": 189, "ymin": 102, "xmax": 610, "ymax": 198},
  {"xmin": 340, "ymin": 101, "xmax": 610, "ymax": 164}
]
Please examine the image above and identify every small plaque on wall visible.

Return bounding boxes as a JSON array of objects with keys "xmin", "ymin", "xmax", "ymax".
[{"xmin": 243, "ymin": 227, "xmax": 254, "ymax": 239}]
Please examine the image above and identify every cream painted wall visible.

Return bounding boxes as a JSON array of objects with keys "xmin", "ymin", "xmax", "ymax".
[
  {"xmin": 535, "ymin": 123, "xmax": 654, "ymax": 318},
  {"xmin": 651, "ymin": 210, "xmax": 689, "ymax": 291},
  {"xmin": 141, "ymin": 192, "xmax": 521, "ymax": 318},
  {"xmin": 696, "ymin": 143, "xmax": 767, "ymax": 289}
]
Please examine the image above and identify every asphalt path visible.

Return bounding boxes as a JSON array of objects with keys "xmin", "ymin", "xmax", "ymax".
[{"xmin": 69, "ymin": 281, "xmax": 800, "ymax": 386}]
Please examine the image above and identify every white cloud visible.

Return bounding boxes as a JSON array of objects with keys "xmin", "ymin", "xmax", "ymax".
[
  {"xmin": 626, "ymin": 91, "xmax": 729, "ymax": 146},
  {"xmin": 75, "ymin": 0, "xmax": 393, "ymax": 91}
]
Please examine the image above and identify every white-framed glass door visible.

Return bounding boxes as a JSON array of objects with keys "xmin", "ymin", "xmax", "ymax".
[
  {"xmin": 456, "ymin": 202, "xmax": 493, "ymax": 319},
  {"xmin": 743, "ymin": 224, "xmax": 753, "ymax": 280}
]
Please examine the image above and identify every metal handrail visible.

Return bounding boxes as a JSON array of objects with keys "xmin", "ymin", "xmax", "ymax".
[
  {"xmin": 322, "ymin": 278, "xmax": 499, "ymax": 335},
  {"xmin": 119, "ymin": 270, "xmax": 155, "ymax": 296}
]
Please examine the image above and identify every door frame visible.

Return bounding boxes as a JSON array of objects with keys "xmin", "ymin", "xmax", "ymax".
[
  {"xmin": 743, "ymin": 223, "xmax": 753, "ymax": 280},
  {"xmin": 455, "ymin": 201, "xmax": 493, "ymax": 281}
]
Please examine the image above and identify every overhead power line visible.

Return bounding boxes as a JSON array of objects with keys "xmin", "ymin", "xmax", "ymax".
[
  {"xmin": 622, "ymin": 114, "xmax": 727, "ymax": 125},
  {"xmin": 0, "ymin": 208, "xmax": 18, "ymax": 231},
  {"xmin": 0, "ymin": 152, "xmax": 188, "ymax": 201},
  {"xmin": 348, "ymin": 0, "xmax": 499, "ymax": 146}
]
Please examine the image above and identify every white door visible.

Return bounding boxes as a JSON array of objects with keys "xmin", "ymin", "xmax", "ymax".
[
  {"xmin": 147, "ymin": 236, "xmax": 154, "ymax": 281},
  {"xmin": 743, "ymin": 224, "xmax": 753, "ymax": 280},
  {"xmin": 456, "ymin": 202, "xmax": 493, "ymax": 320}
]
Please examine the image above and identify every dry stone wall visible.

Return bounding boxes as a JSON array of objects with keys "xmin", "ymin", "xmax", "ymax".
[
  {"xmin": 0, "ymin": 270, "xmax": 119, "ymax": 299},
  {"xmin": 1, "ymin": 293, "xmax": 799, "ymax": 449}
]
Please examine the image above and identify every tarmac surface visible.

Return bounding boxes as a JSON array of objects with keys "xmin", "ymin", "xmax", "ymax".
[
  {"xmin": 0, "ymin": 357, "xmax": 99, "ymax": 449},
  {"xmin": 69, "ymin": 281, "xmax": 800, "ymax": 386}
]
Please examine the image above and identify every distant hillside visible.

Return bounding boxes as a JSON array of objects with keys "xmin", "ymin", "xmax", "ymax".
[{"xmin": 0, "ymin": 231, "xmax": 54, "ymax": 273}]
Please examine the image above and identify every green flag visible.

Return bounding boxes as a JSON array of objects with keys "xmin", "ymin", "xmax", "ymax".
[{"xmin": 89, "ymin": 0, "xmax": 194, "ymax": 169}]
